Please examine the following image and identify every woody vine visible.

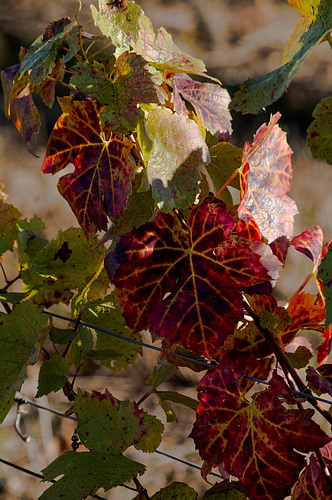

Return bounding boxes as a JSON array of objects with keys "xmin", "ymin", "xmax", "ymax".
[{"xmin": 1, "ymin": 0, "xmax": 332, "ymax": 499}]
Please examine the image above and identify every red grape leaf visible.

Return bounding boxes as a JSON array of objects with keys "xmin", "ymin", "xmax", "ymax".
[
  {"xmin": 1, "ymin": 64, "xmax": 40, "ymax": 156},
  {"xmin": 306, "ymin": 364, "xmax": 332, "ymax": 397},
  {"xmin": 134, "ymin": 14, "xmax": 206, "ymax": 75},
  {"xmin": 317, "ymin": 324, "xmax": 332, "ymax": 364},
  {"xmin": 106, "ymin": 198, "xmax": 280, "ymax": 360},
  {"xmin": 292, "ymin": 450, "xmax": 332, "ymax": 500},
  {"xmin": 171, "ymin": 73, "xmax": 232, "ymax": 141},
  {"xmin": 190, "ymin": 361, "xmax": 331, "ymax": 500},
  {"xmin": 41, "ymin": 97, "xmax": 136, "ymax": 234},
  {"xmin": 307, "ymin": 97, "xmax": 332, "ymax": 165},
  {"xmin": 291, "ymin": 225, "xmax": 323, "ymax": 272},
  {"xmin": 238, "ymin": 113, "xmax": 298, "ymax": 243},
  {"xmin": 269, "ymin": 236, "xmax": 290, "ymax": 266},
  {"xmin": 236, "ymin": 218, "xmax": 261, "ymax": 242}
]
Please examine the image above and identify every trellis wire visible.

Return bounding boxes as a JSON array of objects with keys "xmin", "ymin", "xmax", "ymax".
[{"xmin": 43, "ymin": 311, "xmax": 332, "ymax": 406}]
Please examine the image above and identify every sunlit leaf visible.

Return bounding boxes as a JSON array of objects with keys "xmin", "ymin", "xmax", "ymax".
[
  {"xmin": 40, "ymin": 451, "xmax": 145, "ymax": 500},
  {"xmin": 230, "ymin": 3, "xmax": 332, "ymax": 114},
  {"xmin": 145, "ymin": 107, "xmax": 209, "ymax": 209},
  {"xmin": 190, "ymin": 362, "xmax": 331, "ymax": 500},
  {"xmin": 307, "ymin": 97, "xmax": 332, "ymax": 165},
  {"xmin": 172, "ymin": 73, "xmax": 232, "ymax": 141},
  {"xmin": 41, "ymin": 97, "xmax": 136, "ymax": 234},
  {"xmin": 106, "ymin": 198, "xmax": 279, "ymax": 360},
  {"xmin": 238, "ymin": 113, "xmax": 298, "ymax": 243},
  {"xmin": 291, "ymin": 226, "xmax": 323, "ymax": 272},
  {"xmin": 0, "ymin": 302, "xmax": 48, "ymax": 422}
]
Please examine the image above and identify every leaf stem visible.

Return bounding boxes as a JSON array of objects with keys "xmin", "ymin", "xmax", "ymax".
[
  {"xmin": 87, "ymin": 40, "xmax": 114, "ymax": 61},
  {"xmin": 215, "ymin": 168, "xmax": 240, "ymax": 199},
  {"xmin": 46, "ymin": 75, "xmax": 72, "ymax": 90},
  {"xmin": 243, "ymin": 300, "xmax": 332, "ymax": 426},
  {"xmin": 137, "ymin": 388, "xmax": 154, "ymax": 407},
  {"xmin": 287, "ymin": 271, "xmax": 313, "ymax": 304}
]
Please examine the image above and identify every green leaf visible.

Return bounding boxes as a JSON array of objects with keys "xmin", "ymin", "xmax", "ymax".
[
  {"xmin": 155, "ymin": 391, "xmax": 198, "ymax": 412},
  {"xmin": 49, "ymin": 326, "xmax": 78, "ymax": 345},
  {"xmin": 150, "ymin": 482, "xmax": 197, "ymax": 500},
  {"xmin": 307, "ymin": 97, "xmax": 332, "ymax": 165},
  {"xmin": 0, "ymin": 302, "xmax": 48, "ymax": 422},
  {"xmin": 205, "ymin": 142, "xmax": 242, "ymax": 203},
  {"xmin": 260, "ymin": 307, "xmax": 292, "ymax": 337},
  {"xmin": 318, "ymin": 245, "xmax": 332, "ymax": 328},
  {"xmin": 65, "ymin": 327, "xmax": 93, "ymax": 369},
  {"xmin": 0, "ymin": 201, "xmax": 21, "ymax": 250},
  {"xmin": 286, "ymin": 346, "xmax": 313, "ymax": 370},
  {"xmin": 134, "ymin": 412, "xmax": 164, "ymax": 452},
  {"xmin": 21, "ymin": 228, "xmax": 105, "ymax": 307},
  {"xmin": 0, "ymin": 292, "xmax": 28, "ymax": 303},
  {"xmin": 230, "ymin": 3, "xmax": 332, "ymax": 114},
  {"xmin": 145, "ymin": 362, "xmax": 178, "ymax": 390},
  {"xmin": 145, "ymin": 107, "xmax": 210, "ymax": 210},
  {"xmin": 40, "ymin": 451, "xmax": 145, "ymax": 500},
  {"xmin": 68, "ymin": 389, "xmax": 148, "ymax": 454},
  {"xmin": 81, "ymin": 292, "xmax": 143, "ymax": 373},
  {"xmin": 36, "ymin": 352, "xmax": 69, "ymax": 397},
  {"xmin": 201, "ymin": 480, "xmax": 246, "ymax": 499},
  {"xmin": 91, "ymin": 0, "xmax": 143, "ymax": 51}
]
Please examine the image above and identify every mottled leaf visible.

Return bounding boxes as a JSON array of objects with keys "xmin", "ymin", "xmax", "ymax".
[
  {"xmin": 36, "ymin": 352, "xmax": 69, "ymax": 397},
  {"xmin": 292, "ymin": 450, "xmax": 332, "ymax": 500},
  {"xmin": 307, "ymin": 96, "xmax": 332, "ymax": 165},
  {"xmin": 68, "ymin": 388, "xmax": 148, "ymax": 454},
  {"xmin": 291, "ymin": 226, "xmax": 323, "ymax": 272},
  {"xmin": 91, "ymin": 0, "xmax": 143, "ymax": 50},
  {"xmin": 306, "ymin": 364, "xmax": 332, "ymax": 397},
  {"xmin": 0, "ymin": 200, "xmax": 21, "ymax": 251},
  {"xmin": 1, "ymin": 64, "xmax": 40, "ymax": 155},
  {"xmin": 172, "ymin": 73, "xmax": 232, "ymax": 141},
  {"xmin": 106, "ymin": 198, "xmax": 279, "ymax": 360},
  {"xmin": 317, "ymin": 324, "xmax": 332, "ymax": 364},
  {"xmin": 41, "ymin": 97, "xmax": 136, "ymax": 234},
  {"xmin": 145, "ymin": 107, "xmax": 209, "ymax": 209},
  {"xmin": 40, "ymin": 451, "xmax": 145, "ymax": 500},
  {"xmin": 286, "ymin": 345, "xmax": 313, "ymax": 369},
  {"xmin": 0, "ymin": 302, "xmax": 48, "ymax": 422},
  {"xmin": 134, "ymin": 14, "xmax": 206, "ymax": 75},
  {"xmin": 230, "ymin": 3, "xmax": 332, "ymax": 114},
  {"xmin": 150, "ymin": 482, "xmax": 197, "ymax": 500},
  {"xmin": 81, "ymin": 293, "xmax": 143, "ymax": 373},
  {"xmin": 201, "ymin": 480, "xmax": 246, "ymax": 499},
  {"xmin": 318, "ymin": 244, "xmax": 332, "ymax": 328},
  {"xmin": 190, "ymin": 362, "xmax": 330, "ymax": 500},
  {"xmin": 238, "ymin": 113, "xmax": 298, "ymax": 243},
  {"xmin": 134, "ymin": 412, "xmax": 164, "ymax": 453}
]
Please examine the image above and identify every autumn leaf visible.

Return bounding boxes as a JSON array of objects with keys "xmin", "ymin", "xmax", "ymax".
[
  {"xmin": 36, "ymin": 57, "xmax": 65, "ymax": 108},
  {"xmin": 292, "ymin": 445, "xmax": 332, "ymax": 500},
  {"xmin": 291, "ymin": 226, "xmax": 323, "ymax": 272},
  {"xmin": 190, "ymin": 361, "xmax": 331, "ymax": 500},
  {"xmin": 318, "ymin": 244, "xmax": 332, "ymax": 328},
  {"xmin": 171, "ymin": 73, "xmax": 232, "ymax": 141},
  {"xmin": 238, "ymin": 113, "xmax": 298, "ymax": 243},
  {"xmin": 41, "ymin": 97, "xmax": 136, "ymax": 234},
  {"xmin": 306, "ymin": 364, "xmax": 332, "ymax": 397},
  {"xmin": 106, "ymin": 197, "xmax": 280, "ymax": 360},
  {"xmin": 317, "ymin": 324, "xmax": 332, "ymax": 365},
  {"xmin": 307, "ymin": 97, "xmax": 332, "ymax": 165}
]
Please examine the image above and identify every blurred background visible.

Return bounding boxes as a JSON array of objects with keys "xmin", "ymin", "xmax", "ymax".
[{"xmin": 0, "ymin": 0, "xmax": 332, "ymax": 498}]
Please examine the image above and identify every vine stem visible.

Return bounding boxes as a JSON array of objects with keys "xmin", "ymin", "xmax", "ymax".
[
  {"xmin": 243, "ymin": 300, "xmax": 332, "ymax": 426},
  {"xmin": 137, "ymin": 389, "xmax": 154, "ymax": 407}
]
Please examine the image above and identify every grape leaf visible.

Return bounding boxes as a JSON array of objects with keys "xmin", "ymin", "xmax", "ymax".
[
  {"xmin": 171, "ymin": 73, "xmax": 232, "ymax": 141},
  {"xmin": 230, "ymin": 3, "xmax": 332, "ymax": 114},
  {"xmin": 291, "ymin": 226, "xmax": 323, "ymax": 272},
  {"xmin": 68, "ymin": 389, "xmax": 148, "ymax": 454},
  {"xmin": 36, "ymin": 352, "xmax": 69, "ymax": 397},
  {"xmin": 0, "ymin": 302, "xmax": 48, "ymax": 422},
  {"xmin": 190, "ymin": 361, "xmax": 331, "ymax": 500},
  {"xmin": 65, "ymin": 326, "xmax": 93, "ymax": 369},
  {"xmin": 150, "ymin": 482, "xmax": 197, "ymax": 500},
  {"xmin": 292, "ymin": 450, "xmax": 332, "ymax": 500},
  {"xmin": 201, "ymin": 480, "xmax": 246, "ymax": 499},
  {"xmin": 286, "ymin": 345, "xmax": 313, "ymax": 369},
  {"xmin": 41, "ymin": 97, "xmax": 136, "ymax": 234},
  {"xmin": 134, "ymin": 412, "xmax": 164, "ymax": 453},
  {"xmin": 36, "ymin": 57, "xmax": 65, "ymax": 108},
  {"xmin": 318, "ymin": 244, "xmax": 332, "ymax": 328},
  {"xmin": 145, "ymin": 107, "xmax": 209, "ymax": 210},
  {"xmin": 317, "ymin": 324, "xmax": 332, "ymax": 364},
  {"xmin": 81, "ymin": 293, "xmax": 143, "ymax": 373},
  {"xmin": 1, "ymin": 64, "xmax": 40, "ymax": 155},
  {"xmin": 270, "ymin": 236, "xmax": 291, "ymax": 266},
  {"xmin": 145, "ymin": 362, "xmax": 178, "ymax": 390},
  {"xmin": 21, "ymin": 228, "xmax": 105, "ymax": 307},
  {"xmin": 238, "ymin": 113, "xmax": 298, "ymax": 243},
  {"xmin": 40, "ymin": 450, "xmax": 145, "ymax": 500},
  {"xmin": 134, "ymin": 14, "xmax": 206, "ymax": 75},
  {"xmin": 307, "ymin": 96, "xmax": 332, "ymax": 165},
  {"xmin": 106, "ymin": 197, "xmax": 280, "ymax": 360},
  {"xmin": 71, "ymin": 52, "xmax": 160, "ymax": 135},
  {"xmin": 205, "ymin": 142, "xmax": 242, "ymax": 204},
  {"xmin": 0, "ymin": 201, "xmax": 21, "ymax": 251},
  {"xmin": 91, "ymin": 0, "xmax": 143, "ymax": 51},
  {"xmin": 49, "ymin": 326, "xmax": 78, "ymax": 344},
  {"xmin": 306, "ymin": 364, "xmax": 332, "ymax": 397}
]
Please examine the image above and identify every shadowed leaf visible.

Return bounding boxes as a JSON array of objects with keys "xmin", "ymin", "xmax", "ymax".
[
  {"xmin": 238, "ymin": 113, "xmax": 298, "ymax": 243},
  {"xmin": 292, "ymin": 447, "xmax": 332, "ymax": 500},
  {"xmin": 150, "ymin": 482, "xmax": 197, "ymax": 500},
  {"xmin": 41, "ymin": 97, "xmax": 136, "ymax": 234},
  {"xmin": 307, "ymin": 97, "xmax": 332, "ymax": 165},
  {"xmin": 306, "ymin": 364, "xmax": 332, "ymax": 397},
  {"xmin": 318, "ymin": 245, "xmax": 332, "ymax": 328}
]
